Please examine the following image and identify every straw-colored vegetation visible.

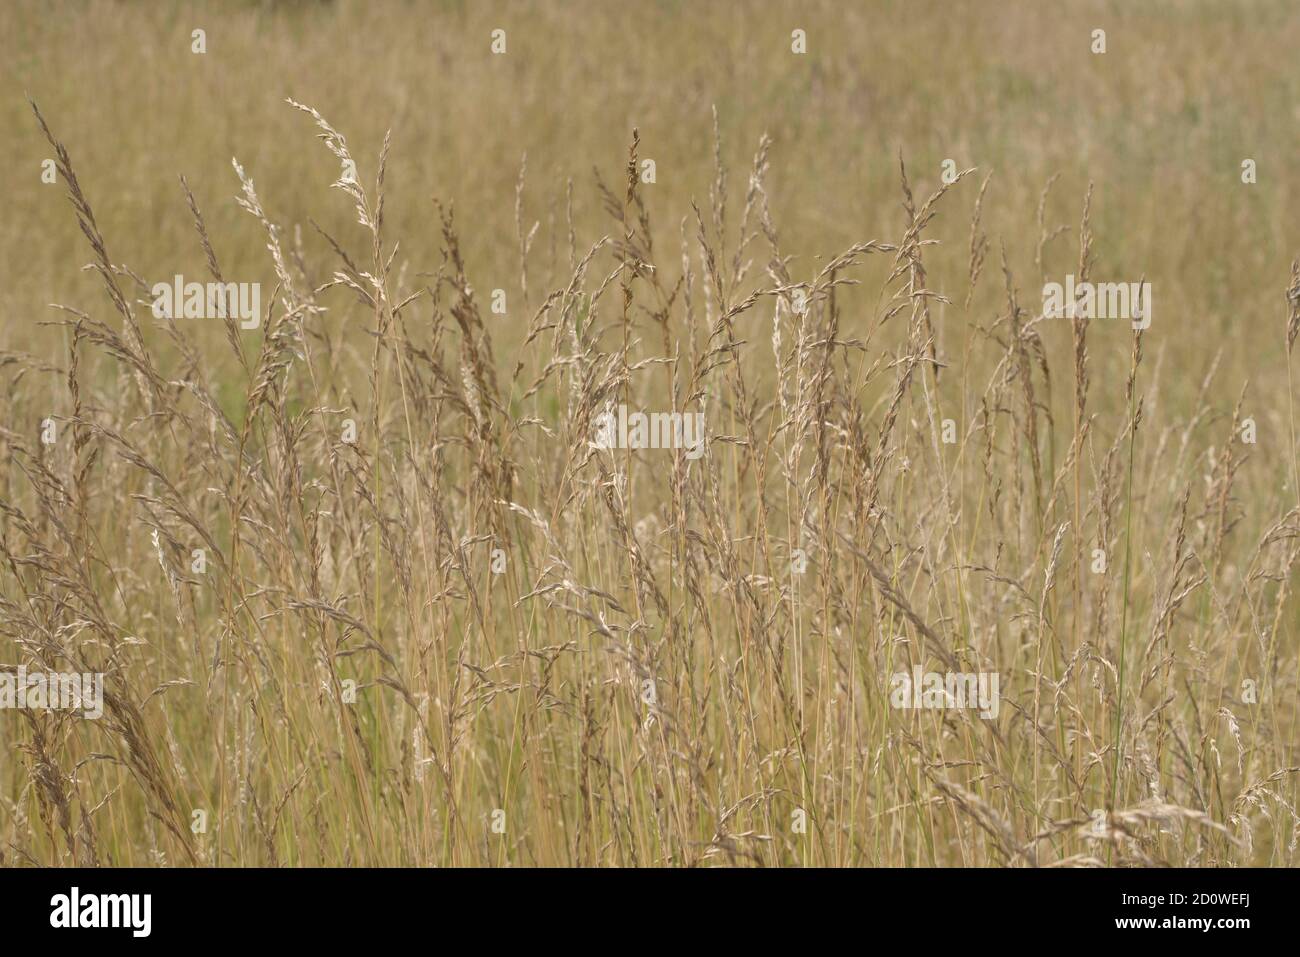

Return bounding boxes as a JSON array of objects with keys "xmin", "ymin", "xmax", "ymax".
[{"xmin": 2, "ymin": 0, "xmax": 1297, "ymax": 866}]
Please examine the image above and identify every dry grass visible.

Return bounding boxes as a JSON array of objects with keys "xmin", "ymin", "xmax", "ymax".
[{"xmin": 1, "ymin": 0, "xmax": 1298, "ymax": 867}]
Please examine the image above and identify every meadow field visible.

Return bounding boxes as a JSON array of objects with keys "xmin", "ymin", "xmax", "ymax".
[{"xmin": 1, "ymin": 0, "xmax": 1297, "ymax": 866}]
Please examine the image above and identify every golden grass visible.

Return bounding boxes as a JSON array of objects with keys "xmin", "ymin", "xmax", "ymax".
[{"xmin": 1, "ymin": 0, "xmax": 1297, "ymax": 866}]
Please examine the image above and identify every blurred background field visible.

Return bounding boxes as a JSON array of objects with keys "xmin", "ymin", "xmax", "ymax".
[{"xmin": 3, "ymin": 0, "xmax": 1297, "ymax": 387}]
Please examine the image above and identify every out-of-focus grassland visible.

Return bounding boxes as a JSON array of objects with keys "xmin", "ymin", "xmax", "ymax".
[{"xmin": 4, "ymin": 0, "xmax": 1296, "ymax": 388}]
